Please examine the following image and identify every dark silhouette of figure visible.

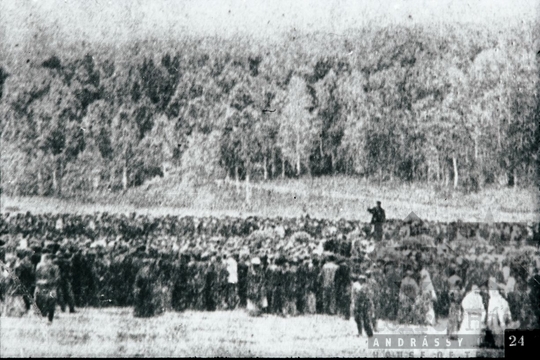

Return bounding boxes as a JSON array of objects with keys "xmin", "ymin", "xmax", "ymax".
[{"xmin": 368, "ymin": 201, "xmax": 386, "ymax": 241}]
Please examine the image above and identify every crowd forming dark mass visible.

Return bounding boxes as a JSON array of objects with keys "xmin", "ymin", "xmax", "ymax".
[{"xmin": 0, "ymin": 210, "xmax": 539, "ymax": 346}]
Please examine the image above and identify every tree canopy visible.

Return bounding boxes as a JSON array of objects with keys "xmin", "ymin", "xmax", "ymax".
[{"xmin": 1, "ymin": 22, "xmax": 538, "ymax": 197}]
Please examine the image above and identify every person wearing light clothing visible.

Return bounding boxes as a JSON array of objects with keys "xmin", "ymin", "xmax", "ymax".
[
  {"xmin": 418, "ymin": 267, "xmax": 437, "ymax": 326},
  {"xmin": 225, "ymin": 253, "xmax": 238, "ymax": 310},
  {"xmin": 459, "ymin": 284, "xmax": 486, "ymax": 337},
  {"xmin": 502, "ymin": 266, "xmax": 516, "ymax": 297}
]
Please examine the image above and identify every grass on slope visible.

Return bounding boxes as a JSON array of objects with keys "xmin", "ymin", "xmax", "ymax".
[{"xmin": 2, "ymin": 176, "xmax": 539, "ymax": 223}]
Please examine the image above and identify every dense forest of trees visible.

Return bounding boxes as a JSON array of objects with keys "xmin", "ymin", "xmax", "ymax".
[{"xmin": 0, "ymin": 22, "xmax": 538, "ymax": 197}]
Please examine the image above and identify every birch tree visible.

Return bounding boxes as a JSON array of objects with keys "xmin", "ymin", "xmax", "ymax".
[{"xmin": 277, "ymin": 75, "xmax": 318, "ymax": 176}]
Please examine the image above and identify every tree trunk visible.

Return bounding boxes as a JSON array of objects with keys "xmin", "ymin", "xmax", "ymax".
[
  {"xmin": 474, "ymin": 136, "xmax": 478, "ymax": 160},
  {"xmin": 122, "ymin": 163, "xmax": 128, "ymax": 191},
  {"xmin": 58, "ymin": 157, "xmax": 63, "ymax": 196},
  {"xmin": 497, "ymin": 121, "xmax": 501, "ymax": 150},
  {"xmin": 412, "ymin": 158, "xmax": 416, "ymax": 182},
  {"xmin": 38, "ymin": 167, "xmax": 44, "ymax": 196},
  {"xmin": 52, "ymin": 167, "xmax": 58, "ymax": 196},
  {"xmin": 235, "ymin": 165, "xmax": 240, "ymax": 194},
  {"xmin": 452, "ymin": 156, "xmax": 459, "ymax": 189},
  {"xmin": 282, "ymin": 158, "xmax": 285, "ymax": 179},
  {"xmin": 270, "ymin": 151, "xmax": 275, "ymax": 179},
  {"xmin": 93, "ymin": 169, "xmax": 100, "ymax": 192},
  {"xmin": 330, "ymin": 152, "xmax": 334, "ymax": 175},
  {"xmin": 109, "ymin": 168, "xmax": 114, "ymax": 190},
  {"xmin": 263, "ymin": 156, "xmax": 268, "ymax": 181},
  {"xmin": 296, "ymin": 132, "xmax": 301, "ymax": 176},
  {"xmin": 444, "ymin": 165, "xmax": 449, "ymax": 187},
  {"xmin": 437, "ymin": 153, "xmax": 441, "ymax": 183},
  {"xmin": 245, "ymin": 168, "xmax": 251, "ymax": 205}
]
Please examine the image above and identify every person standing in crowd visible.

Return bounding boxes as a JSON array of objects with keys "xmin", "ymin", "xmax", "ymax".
[
  {"xmin": 528, "ymin": 260, "xmax": 540, "ymax": 328},
  {"xmin": 71, "ymin": 245, "xmax": 87, "ymax": 307},
  {"xmin": 368, "ymin": 263, "xmax": 382, "ymax": 319},
  {"xmin": 247, "ymin": 257, "xmax": 266, "ymax": 316},
  {"xmin": 194, "ymin": 253, "xmax": 207, "ymax": 311},
  {"xmin": 486, "ymin": 278, "xmax": 512, "ymax": 348},
  {"xmin": 185, "ymin": 252, "xmax": 198, "ymax": 310},
  {"xmin": 351, "ymin": 274, "xmax": 374, "ymax": 338},
  {"xmin": 397, "ymin": 267, "xmax": 419, "ymax": 324},
  {"xmin": 304, "ymin": 256, "xmax": 317, "ymax": 314},
  {"xmin": 381, "ymin": 260, "xmax": 400, "ymax": 321},
  {"xmin": 364, "ymin": 269, "xmax": 379, "ymax": 331},
  {"xmin": 157, "ymin": 251, "xmax": 174, "ymax": 312},
  {"xmin": 282, "ymin": 258, "xmax": 298, "ymax": 317},
  {"xmin": 416, "ymin": 265, "xmax": 437, "ymax": 325},
  {"xmin": 2, "ymin": 253, "xmax": 27, "ymax": 317},
  {"xmin": 447, "ymin": 274, "xmax": 464, "ymax": 339},
  {"xmin": 133, "ymin": 256, "xmax": 159, "ymax": 318},
  {"xmin": 295, "ymin": 256, "xmax": 307, "ymax": 315},
  {"xmin": 34, "ymin": 246, "xmax": 61, "ymax": 323},
  {"xmin": 14, "ymin": 248, "xmax": 35, "ymax": 313},
  {"xmin": 448, "ymin": 264, "xmax": 463, "ymax": 337},
  {"xmin": 225, "ymin": 252, "xmax": 238, "ymax": 310},
  {"xmin": 313, "ymin": 256, "xmax": 324, "ymax": 315},
  {"xmin": 448, "ymin": 265, "xmax": 462, "ymax": 291},
  {"xmin": 501, "ymin": 264, "xmax": 516, "ymax": 297},
  {"xmin": 55, "ymin": 248, "xmax": 76, "ymax": 314},
  {"xmin": 237, "ymin": 254, "xmax": 249, "ymax": 309},
  {"xmin": 203, "ymin": 253, "xmax": 218, "ymax": 311},
  {"xmin": 215, "ymin": 254, "xmax": 228, "ymax": 311},
  {"xmin": 265, "ymin": 255, "xmax": 279, "ymax": 315},
  {"xmin": 367, "ymin": 201, "xmax": 386, "ymax": 242},
  {"xmin": 172, "ymin": 252, "xmax": 190, "ymax": 312},
  {"xmin": 336, "ymin": 256, "xmax": 351, "ymax": 320},
  {"xmin": 321, "ymin": 254, "xmax": 339, "ymax": 315}
]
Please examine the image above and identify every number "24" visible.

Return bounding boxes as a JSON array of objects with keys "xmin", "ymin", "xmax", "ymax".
[{"xmin": 509, "ymin": 335, "xmax": 525, "ymax": 346}]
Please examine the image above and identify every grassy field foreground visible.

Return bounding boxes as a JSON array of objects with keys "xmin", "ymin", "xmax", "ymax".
[
  {"xmin": 0, "ymin": 307, "xmax": 504, "ymax": 357},
  {"xmin": 2, "ymin": 177, "xmax": 539, "ymax": 223}
]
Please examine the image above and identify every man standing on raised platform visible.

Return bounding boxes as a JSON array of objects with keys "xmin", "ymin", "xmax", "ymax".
[{"xmin": 367, "ymin": 201, "xmax": 386, "ymax": 241}]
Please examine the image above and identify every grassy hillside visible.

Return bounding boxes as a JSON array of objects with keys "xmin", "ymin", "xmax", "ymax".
[{"xmin": 2, "ymin": 176, "xmax": 538, "ymax": 223}]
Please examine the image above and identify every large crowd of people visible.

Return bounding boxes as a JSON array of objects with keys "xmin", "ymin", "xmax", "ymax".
[{"xmin": 0, "ymin": 207, "xmax": 539, "ymax": 348}]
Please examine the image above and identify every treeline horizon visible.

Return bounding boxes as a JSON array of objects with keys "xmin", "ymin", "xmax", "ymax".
[{"xmin": 1, "ymin": 22, "xmax": 539, "ymax": 197}]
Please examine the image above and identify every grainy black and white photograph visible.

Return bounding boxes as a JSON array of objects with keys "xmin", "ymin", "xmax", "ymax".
[{"xmin": 1, "ymin": 0, "xmax": 539, "ymax": 357}]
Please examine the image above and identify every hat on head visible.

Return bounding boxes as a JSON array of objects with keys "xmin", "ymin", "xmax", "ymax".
[{"xmin": 251, "ymin": 257, "xmax": 261, "ymax": 265}]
